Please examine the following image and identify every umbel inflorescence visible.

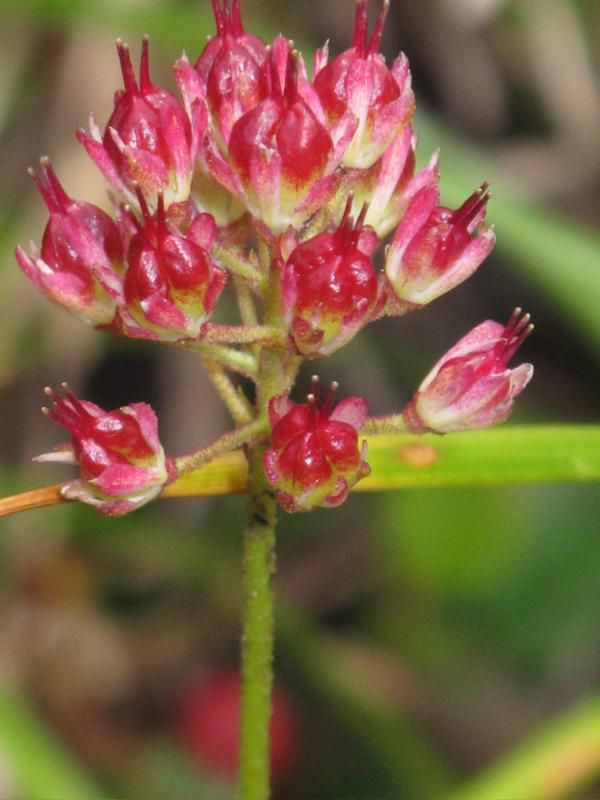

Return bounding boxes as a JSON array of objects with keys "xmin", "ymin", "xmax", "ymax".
[{"xmin": 17, "ymin": 0, "xmax": 533, "ymax": 516}]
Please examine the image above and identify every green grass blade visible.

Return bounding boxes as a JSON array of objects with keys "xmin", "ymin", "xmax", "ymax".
[
  {"xmin": 360, "ymin": 425, "xmax": 600, "ymax": 490},
  {"xmin": 446, "ymin": 695, "xmax": 600, "ymax": 800},
  {"xmin": 0, "ymin": 686, "xmax": 108, "ymax": 800},
  {"xmin": 164, "ymin": 426, "xmax": 600, "ymax": 499}
]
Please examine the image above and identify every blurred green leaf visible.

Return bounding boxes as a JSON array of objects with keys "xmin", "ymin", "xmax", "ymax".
[
  {"xmin": 446, "ymin": 694, "xmax": 600, "ymax": 800},
  {"xmin": 0, "ymin": 686, "xmax": 107, "ymax": 800}
]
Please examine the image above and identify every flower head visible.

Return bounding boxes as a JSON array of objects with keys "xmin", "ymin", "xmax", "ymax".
[
  {"xmin": 78, "ymin": 38, "xmax": 203, "ymax": 209},
  {"xmin": 121, "ymin": 189, "xmax": 225, "ymax": 340},
  {"xmin": 403, "ymin": 309, "xmax": 534, "ymax": 434},
  {"xmin": 385, "ymin": 182, "xmax": 495, "ymax": 309},
  {"xmin": 313, "ymin": 0, "xmax": 414, "ymax": 168},
  {"xmin": 281, "ymin": 199, "xmax": 379, "ymax": 357},
  {"xmin": 15, "ymin": 159, "xmax": 124, "ymax": 327},
  {"xmin": 264, "ymin": 377, "xmax": 370, "ymax": 512},
  {"xmin": 36, "ymin": 385, "xmax": 174, "ymax": 516}
]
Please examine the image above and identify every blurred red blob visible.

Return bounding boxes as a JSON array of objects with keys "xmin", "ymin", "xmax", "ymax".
[{"xmin": 175, "ymin": 669, "xmax": 300, "ymax": 780}]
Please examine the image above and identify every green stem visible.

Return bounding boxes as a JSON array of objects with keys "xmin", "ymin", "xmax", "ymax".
[
  {"xmin": 203, "ymin": 357, "xmax": 254, "ymax": 425},
  {"xmin": 202, "ymin": 323, "xmax": 288, "ymax": 347},
  {"xmin": 175, "ymin": 417, "xmax": 267, "ymax": 475},
  {"xmin": 213, "ymin": 243, "xmax": 262, "ymax": 285},
  {"xmin": 191, "ymin": 343, "xmax": 258, "ymax": 378},
  {"xmin": 361, "ymin": 413, "xmax": 408, "ymax": 435},
  {"xmin": 239, "ymin": 442, "xmax": 278, "ymax": 800}
]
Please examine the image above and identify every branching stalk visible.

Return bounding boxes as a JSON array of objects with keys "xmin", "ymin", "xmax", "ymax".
[
  {"xmin": 203, "ymin": 357, "xmax": 254, "ymax": 425},
  {"xmin": 202, "ymin": 323, "xmax": 288, "ymax": 347},
  {"xmin": 175, "ymin": 417, "xmax": 267, "ymax": 475}
]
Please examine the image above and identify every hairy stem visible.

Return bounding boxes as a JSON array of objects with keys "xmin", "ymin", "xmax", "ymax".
[
  {"xmin": 361, "ymin": 413, "xmax": 408, "ymax": 435},
  {"xmin": 202, "ymin": 323, "xmax": 288, "ymax": 347},
  {"xmin": 203, "ymin": 357, "xmax": 254, "ymax": 425},
  {"xmin": 239, "ymin": 442, "xmax": 278, "ymax": 800},
  {"xmin": 175, "ymin": 417, "xmax": 267, "ymax": 475},
  {"xmin": 192, "ymin": 343, "xmax": 258, "ymax": 378}
]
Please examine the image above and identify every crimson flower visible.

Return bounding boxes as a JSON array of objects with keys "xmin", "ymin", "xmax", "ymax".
[
  {"xmin": 78, "ymin": 38, "xmax": 204, "ymax": 209},
  {"xmin": 15, "ymin": 159, "xmax": 124, "ymax": 327},
  {"xmin": 313, "ymin": 0, "xmax": 414, "ymax": 168},
  {"xmin": 264, "ymin": 378, "xmax": 370, "ymax": 512},
  {"xmin": 403, "ymin": 309, "xmax": 534, "ymax": 433},
  {"xmin": 121, "ymin": 190, "xmax": 225, "ymax": 340},
  {"xmin": 36, "ymin": 385, "xmax": 173, "ymax": 516},
  {"xmin": 385, "ymin": 182, "xmax": 495, "ymax": 309},
  {"xmin": 281, "ymin": 200, "xmax": 379, "ymax": 357}
]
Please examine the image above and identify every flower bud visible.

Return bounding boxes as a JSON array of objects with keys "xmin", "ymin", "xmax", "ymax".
[
  {"xmin": 349, "ymin": 127, "xmax": 439, "ymax": 239},
  {"xmin": 36, "ymin": 385, "xmax": 174, "ymax": 516},
  {"xmin": 385, "ymin": 183, "xmax": 495, "ymax": 309},
  {"xmin": 264, "ymin": 378, "xmax": 370, "ymax": 513},
  {"xmin": 15, "ymin": 159, "xmax": 124, "ymax": 327},
  {"xmin": 195, "ymin": 0, "xmax": 268, "ymax": 145},
  {"xmin": 282, "ymin": 200, "xmax": 379, "ymax": 357},
  {"xmin": 403, "ymin": 309, "xmax": 534, "ymax": 434},
  {"xmin": 313, "ymin": 0, "xmax": 414, "ymax": 169},
  {"xmin": 122, "ymin": 191, "xmax": 225, "ymax": 340},
  {"xmin": 78, "ymin": 38, "xmax": 203, "ymax": 209},
  {"xmin": 226, "ymin": 43, "xmax": 335, "ymax": 231}
]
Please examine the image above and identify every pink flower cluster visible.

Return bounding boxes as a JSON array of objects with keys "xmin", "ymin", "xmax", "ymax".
[{"xmin": 19, "ymin": 0, "xmax": 533, "ymax": 515}]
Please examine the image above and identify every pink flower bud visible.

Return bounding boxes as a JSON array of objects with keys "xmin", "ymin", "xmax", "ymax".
[
  {"xmin": 226, "ymin": 44, "xmax": 335, "ymax": 231},
  {"xmin": 121, "ymin": 190, "xmax": 225, "ymax": 340},
  {"xmin": 349, "ymin": 127, "xmax": 439, "ymax": 239},
  {"xmin": 36, "ymin": 385, "xmax": 174, "ymax": 516},
  {"xmin": 403, "ymin": 309, "xmax": 534, "ymax": 434},
  {"xmin": 385, "ymin": 183, "xmax": 495, "ymax": 308},
  {"xmin": 282, "ymin": 200, "xmax": 379, "ymax": 357},
  {"xmin": 195, "ymin": 0, "xmax": 268, "ymax": 145},
  {"xmin": 15, "ymin": 159, "xmax": 124, "ymax": 327},
  {"xmin": 264, "ymin": 378, "xmax": 370, "ymax": 513},
  {"xmin": 313, "ymin": 0, "xmax": 414, "ymax": 168},
  {"xmin": 78, "ymin": 38, "xmax": 203, "ymax": 209}
]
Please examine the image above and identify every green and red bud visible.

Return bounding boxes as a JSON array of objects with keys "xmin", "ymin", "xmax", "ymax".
[
  {"xmin": 36, "ymin": 385, "xmax": 174, "ymax": 516},
  {"xmin": 313, "ymin": 0, "xmax": 415, "ymax": 169},
  {"xmin": 403, "ymin": 309, "xmax": 534, "ymax": 434},
  {"xmin": 16, "ymin": 159, "xmax": 124, "ymax": 327},
  {"xmin": 78, "ymin": 38, "xmax": 204, "ymax": 210},
  {"xmin": 195, "ymin": 0, "xmax": 269, "ymax": 146},
  {"xmin": 122, "ymin": 190, "xmax": 225, "ymax": 341},
  {"xmin": 385, "ymin": 182, "xmax": 495, "ymax": 309},
  {"xmin": 281, "ymin": 200, "xmax": 379, "ymax": 357},
  {"xmin": 264, "ymin": 378, "xmax": 370, "ymax": 513}
]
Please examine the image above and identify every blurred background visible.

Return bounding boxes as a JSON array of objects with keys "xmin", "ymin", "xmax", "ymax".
[{"xmin": 1, "ymin": 0, "xmax": 600, "ymax": 798}]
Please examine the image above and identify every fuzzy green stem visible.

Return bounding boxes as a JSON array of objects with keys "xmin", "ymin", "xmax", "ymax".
[
  {"xmin": 203, "ymin": 357, "xmax": 254, "ymax": 425},
  {"xmin": 361, "ymin": 413, "xmax": 408, "ymax": 435},
  {"xmin": 202, "ymin": 323, "xmax": 288, "ymax": 347},
  {"xmin": 239, "ymin": 443, "xmax": 278, "ymax": 800},
  {"xmin": 175, "ymin": 417, "xmax": 267, "ymax": 475},
  {"xmin": 191, "ymin": 343, "xmax": 258, "ymax": 378},
  {"xmin": 234, "ymin": 277, "xmax": 259, "ymax": 327},
  {"xmin": 213, "ymin": 244, "xmax": 262, "ymax": 285}
]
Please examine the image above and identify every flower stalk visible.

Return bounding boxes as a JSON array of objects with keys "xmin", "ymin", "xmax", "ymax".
[{"xmin": 239, "ymin": 441, "xmax": 278, "ymax": 800}]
